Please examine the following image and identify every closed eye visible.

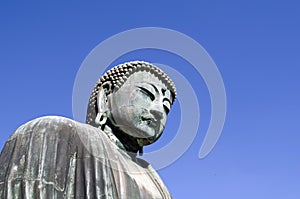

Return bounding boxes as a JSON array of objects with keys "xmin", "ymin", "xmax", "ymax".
[{"xmin": 137, "ymin": 87, "xmax": 155, "ymax": 101}]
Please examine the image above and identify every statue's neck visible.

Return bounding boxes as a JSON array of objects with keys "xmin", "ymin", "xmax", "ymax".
[{"xmin": 103, "ymin": 120, "xmax": 143, "ymax": 156}]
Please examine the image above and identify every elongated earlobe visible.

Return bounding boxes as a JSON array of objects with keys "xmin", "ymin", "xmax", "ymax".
[
  {"xmin": 95, "ymin": 112, "xmax": 108, "ymax": 129},
  {"xmin": 95, "ymin": 82, "xmax": 112, "ymax": 128}
]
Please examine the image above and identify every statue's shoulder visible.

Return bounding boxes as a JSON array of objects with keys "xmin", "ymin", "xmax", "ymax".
[
  {"xmin": 0, "ymin": 116, "xmax": 119, "ymax": 198},
  {"xmin": 9, "ymin": 116, "xmax": 96, "ymax": 140},
  {"xmin": 7, "ymin": 116, "xmax": 114, "ymax": 157}
]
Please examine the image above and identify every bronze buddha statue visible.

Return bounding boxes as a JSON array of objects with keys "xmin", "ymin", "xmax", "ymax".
[{"xmin": 0, "ymin": 61, "xmax": 176, "ymax": 198}]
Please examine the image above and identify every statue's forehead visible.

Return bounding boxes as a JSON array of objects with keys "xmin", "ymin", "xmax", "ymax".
[
  {"xmin": 123, "ymin": 71, "xmax": 167, "ymax": 89},
  {"xmin": 113, "ymin": 71, "xmax": 173, "ymax": 102}
]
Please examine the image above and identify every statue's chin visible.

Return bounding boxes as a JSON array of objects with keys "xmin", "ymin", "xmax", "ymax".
[
  {"xmin": 137, "ymin": 132, "xmax": 163, "ymax": 146},
  {"xmin": 113, "ymin": 122, "xmax": 165, "ymax": 146},
  {"xmin": 118, "ymin": 124, "xmax": 161, "ymax": 141},
  {"xmin": 124, "ymin": 126, "xmax": 156, "ymax": 139},
  {"xmin": 134, "ymin": 129, "xmax": 163, "ymax": 146}
]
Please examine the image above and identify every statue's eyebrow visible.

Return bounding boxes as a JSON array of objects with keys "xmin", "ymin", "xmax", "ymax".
[
  {"xmin": 148, "ymin": 83, "xmax": 159, "ymax": 93},
  {"xmin": 163, "ymin": 97, "xmax": 172, "ymax": 105},
  {"xmin": 164, "ymin": 89, "xmax": 171, "ymax": 101},
  {"xmin": 147, "ymin": 83, "xmax": 171, "ymax": 98},
  {"xmin": 138, "ymin": 82, "xmax": 156, "ymax": 95}
]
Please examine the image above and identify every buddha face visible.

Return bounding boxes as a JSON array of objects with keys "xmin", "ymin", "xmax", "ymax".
[{"xmin": 107, "ymin": 71, "xmax": 173, "ymax": 144}]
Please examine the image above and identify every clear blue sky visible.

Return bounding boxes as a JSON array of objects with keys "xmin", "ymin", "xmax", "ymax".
[{"xmin": 0, "ymin": 1, "xmax": 299, "ymax": 198}]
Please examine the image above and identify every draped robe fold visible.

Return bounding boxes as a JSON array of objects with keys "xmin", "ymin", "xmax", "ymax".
[{"xmin": 0, "ymin": 116, "xmax": 172, "ymax": 198}]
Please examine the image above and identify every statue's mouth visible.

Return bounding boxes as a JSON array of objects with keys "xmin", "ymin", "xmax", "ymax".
[{"xmin": 141, "ymin": 116, "xmax": 159, "ymax": 129}]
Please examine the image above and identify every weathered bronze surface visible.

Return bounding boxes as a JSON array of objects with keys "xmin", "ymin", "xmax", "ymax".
[{"xmin": 0, "ymin": 61, "xmax": 176, "ymax": 198}]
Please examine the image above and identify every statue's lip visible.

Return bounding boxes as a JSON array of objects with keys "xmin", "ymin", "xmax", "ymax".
[{"xmin": 141, "ymin": 116, "xmax": 159, "ymax": 128}]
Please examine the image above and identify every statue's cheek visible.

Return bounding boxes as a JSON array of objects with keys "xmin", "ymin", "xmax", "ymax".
[
  {"xmin": 127, "ymin": 89, "xmax": 152, "ymax": 106},
  {"xmin": 113, "ymin": 106, "xmax": 135, "ymax": 123}
]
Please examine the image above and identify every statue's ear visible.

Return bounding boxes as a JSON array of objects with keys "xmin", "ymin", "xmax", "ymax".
[{"xmin": 95, "ymin": 82, "xmax": 112, "ymax": 126}]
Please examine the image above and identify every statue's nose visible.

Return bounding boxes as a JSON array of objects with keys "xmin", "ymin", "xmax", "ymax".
[{"xmin": 150, "ymin": 109, "xmax": 163, "ymax": 121}]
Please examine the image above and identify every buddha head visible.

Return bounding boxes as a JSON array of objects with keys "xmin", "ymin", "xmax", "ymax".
[{"xmin": 86, "ymin": 61, "xmax": 176, "ymax": 153}]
